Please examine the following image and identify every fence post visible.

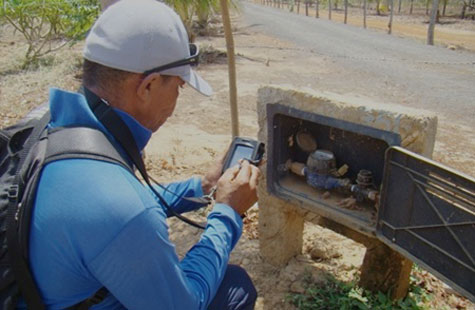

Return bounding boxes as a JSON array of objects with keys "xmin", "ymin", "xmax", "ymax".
[
  {"xmin": 388, "ymin": 0, "xmax": 394, "ymax": 34},
  {"xmin": 344, "ymin": 0, "xmax": 348, "ymax": 23},
  {"xmin": 363, "ymin": 0, "xmax": 367, "ymax": 28}
]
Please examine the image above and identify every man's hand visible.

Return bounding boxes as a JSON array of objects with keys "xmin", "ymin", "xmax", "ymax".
[
  {"xmin": 201, "ymin": 151, "xmax": 227, "ymax": 195},
  {"xmin": 215, "ymin": 160, "xmax": 261, "ymax": 216}
]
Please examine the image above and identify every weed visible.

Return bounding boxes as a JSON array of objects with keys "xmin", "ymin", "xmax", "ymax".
[{"xmin": 287, "ymin": 272, "xmax": 431, "ymax": 310}]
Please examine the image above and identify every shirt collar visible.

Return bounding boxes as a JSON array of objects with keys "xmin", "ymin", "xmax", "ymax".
[{"xmin": 49, "ymin": 87, "xmax": 152, "ymax": 151}]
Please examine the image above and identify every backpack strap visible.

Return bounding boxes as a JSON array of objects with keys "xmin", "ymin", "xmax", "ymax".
[
  {"xmin": 44, "ymin": 127, "xmax": 133, "ymax": 172},
  {"xmin": 6, "ymin": 112, "xmax": 51, "ymax": 310}
]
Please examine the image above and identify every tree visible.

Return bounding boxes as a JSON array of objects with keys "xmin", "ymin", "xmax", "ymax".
[
  {"xmin": 375, "ymin": 0, "xmax": 382, "ymax": 15},
  {"xmin": 388, "ymin": 0, "xmax": 394, "ymax": 34},
  {"xmin": 344, "ymin": 0, "xmax": 348, "ymax": 23},
  {"xmin": 363, "ymin": 0, "xmax": 367, "ymax": 28},
  {"xmin": 1, "ymin": 0, "xmax": 99, "ymax": 67},
  {"xmin": 163, "ymin": 0, "xmax": 234, "ymax": 41},
  {"xmin": 428, "ymin": 0, "xmax": 440, "ymax": 44},
  {"xmin": 218, "ymin": 0, "xmax": 239, "ymax": 137}
]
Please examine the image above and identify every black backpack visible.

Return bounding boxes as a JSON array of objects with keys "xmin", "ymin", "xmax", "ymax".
[{"xmin": 0, "ymin": 106, "xmax": 131, "ymax": 310}]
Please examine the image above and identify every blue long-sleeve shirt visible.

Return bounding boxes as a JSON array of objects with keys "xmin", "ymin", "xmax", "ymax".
[{"xmin": 25, "ymin": 88, "xmax": 243, "ymax": 309}]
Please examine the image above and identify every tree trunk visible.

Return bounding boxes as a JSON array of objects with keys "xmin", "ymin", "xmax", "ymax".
[
  {"xmin": 306, "ymin": 1, "xmax": 309, "ymax": 15},
  {"xmin": 363, "ymin": 0, "xmax": 367, "ymax": 27},
  {"xmin": 344, "ymin": 0, "xmax": 348, "ymax": 23},
  {"xmin": 297, "ymin": 0, "xmax": 300, "ymax": 13},
  {"xmin": 316, "ymin": 0, "xmax": 320, "ymax": 17},
  {"xmin": 219, "ymin": 0, "xmax": 239, "ymax": 137},
  {"xmin": 328, "ymin": 0, "xmax": 332, "ymax": 19},
  {"xmin": 388, "ymin": 0, "xmax": 394, "ymax": 34},
  {"xmin": 442, "ymin": 0, "xmax": 447, "ymax": 15},
  {"xmin": 426, "ymin": 0, "xmax": 430, "ymax": 15},
  {"xmin": 428, "ymin": 0, "xmax": 440, "ymax": 45},
  {"xmin": 398, "ymin": 0, "xmax": 402, "ymax": 13},
  {"xmin": 376, "ymin": 0, "xmax": 381, "ymax": 15}
]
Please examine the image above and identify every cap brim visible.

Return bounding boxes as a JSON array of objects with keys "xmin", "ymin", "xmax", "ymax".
[{"xmin": 181, "ymin": 68, "xmax": 213, "ymax": 97}]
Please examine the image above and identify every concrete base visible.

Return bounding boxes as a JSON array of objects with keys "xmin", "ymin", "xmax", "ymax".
[
  {"xmin": 359, "ymin": 240, "xmax": 413, "ymax": 300},
  {"xmin": 258, "ymin": 197, "xmax": 305, "ymax": 266}
]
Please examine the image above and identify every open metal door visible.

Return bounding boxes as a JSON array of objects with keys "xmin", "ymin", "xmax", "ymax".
[{"xmin": 377, "ymin": 146, "xmax": 475, "ymax": 302}]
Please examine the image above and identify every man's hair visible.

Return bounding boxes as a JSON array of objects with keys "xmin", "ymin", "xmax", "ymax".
[
  {"xmin": 82, "ymin": 59, "xmax": 135, "ymax": 90},
  {"xmin": 82, "ymin": 59, "xmax": 174, "ymax": 90}
]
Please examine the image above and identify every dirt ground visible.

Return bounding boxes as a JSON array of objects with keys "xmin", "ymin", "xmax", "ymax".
[{"xmin": 1, "ymin": 8, "xmax": 474, "ymax": 310}]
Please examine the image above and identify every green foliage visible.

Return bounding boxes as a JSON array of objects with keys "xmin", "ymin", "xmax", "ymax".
[
  {"xmin": 164, "ymin": 0, "xmax": 238, "ymax": 41},
  {"xmin": 0, "ymin": 0, "xmax": 99, "ymax": 68},
  {"xmin": 287, "ymin": 273, "xmax": 432, "ymax": 310}
]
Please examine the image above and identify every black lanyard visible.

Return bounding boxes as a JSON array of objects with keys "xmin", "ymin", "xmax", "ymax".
[{"xmin": 83, "ymin": 87, "xmax": 206, "ymax": 229}]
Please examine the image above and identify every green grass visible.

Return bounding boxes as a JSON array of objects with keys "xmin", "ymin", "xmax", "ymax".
[{"xmin": 287, "ymin": 271, "xmax": 432, "ymax": 310}]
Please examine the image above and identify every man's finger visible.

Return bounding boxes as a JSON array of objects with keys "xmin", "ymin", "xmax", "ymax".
[
  {"xmin": 249, "ymin": 165, "xmax": 260, "ymax": 189},
  {"xmin": 236, "ymin": 160, "xmax": 251, "ymax": 181},
  {"xmin": 222, "ymin": 163, "xmax": 241, "ymax": 181}
]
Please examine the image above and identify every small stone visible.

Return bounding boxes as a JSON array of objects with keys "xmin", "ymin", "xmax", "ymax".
[
  {"xmin": 322, "ymin": 191, "xmax": 331, "ymax": 199},
  {"xmin": 310, "ymin": 247, "xmax": 328, "ymax": 260},
  {"xmin": 289, "ymin": 281, "xmax": 305, "ymax": 294}
]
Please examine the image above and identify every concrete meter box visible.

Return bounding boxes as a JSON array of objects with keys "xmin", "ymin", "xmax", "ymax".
[{"xmin": 258, "ymin": 86, "xmax": 474, "ymax": 302}]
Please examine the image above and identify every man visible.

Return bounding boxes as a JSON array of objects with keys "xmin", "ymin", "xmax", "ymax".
[{"xmin": 26, "ymin": 0, "xmax": 260, "ymax": 309}]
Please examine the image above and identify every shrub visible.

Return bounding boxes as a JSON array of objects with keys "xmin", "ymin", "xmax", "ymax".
[{"xmin": 0, "ymin": 0, "xmax": 100, "ymax": 68}]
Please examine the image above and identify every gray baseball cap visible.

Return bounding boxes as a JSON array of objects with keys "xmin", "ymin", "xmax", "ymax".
[{"xmin": 83, "ymin": 0, "xmax": 213, "ymax": 96}]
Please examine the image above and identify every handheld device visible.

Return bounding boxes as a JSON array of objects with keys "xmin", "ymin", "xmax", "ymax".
[{"xmin": 222, "ymin": 137, "xmax": 265, "ymax": 173}]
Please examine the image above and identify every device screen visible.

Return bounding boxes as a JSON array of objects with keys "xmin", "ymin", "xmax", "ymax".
[{"xmin": 228, "ymin": 144, "xmax": 254, "ymax": 169}]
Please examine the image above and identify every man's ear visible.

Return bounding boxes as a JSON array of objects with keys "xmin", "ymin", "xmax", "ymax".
[{"xmin": 136, "ymin": 73, "xmax": 161, "ymax": 103}]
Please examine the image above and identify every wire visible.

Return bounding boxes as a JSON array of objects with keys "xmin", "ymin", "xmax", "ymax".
[{"xmin": 146, "ymin": 175, "xmax": 207, "ymax": 230}]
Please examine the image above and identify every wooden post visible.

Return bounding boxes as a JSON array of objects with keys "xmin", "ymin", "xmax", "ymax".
[
  {"xmin": 363, "ymin": 0, "xmax": 367, "ymax": 28},
  {"xmin": 297, "ymin": 0, "xmax": 300, "ymax": 13},
  {"xmin": 316, "ymin": 0, "xmax": 320, "ymax": 17},
  {"xmin": 388, "ymin": 0, "xmax": 394, "ymax": 34},
  {"xmin": 427, "ymin": 0, "xmax": 440, "ymax": 45},
  {"xmin": 305, "ymin": 0, "xmax": 309, "ymax": 15},
  {"xmin": 410, "ymin": 0, "xmax": 414, "ymax": 14},
  {"xmin": 344, "ymin": 0, "xmax": 348, "ymax": 23},
  {"xmin": 328, "ymin": 0, "xmax": 332, "ymax": 19},
  {"xmin": 219, "ymin": 0, "xmax": 239, "ymax": 137}
]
